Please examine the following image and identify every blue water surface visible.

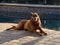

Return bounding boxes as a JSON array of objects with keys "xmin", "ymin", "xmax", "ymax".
[{"xmin": 0, "ymin": 18, "xmax": 60, "ymax": 31}]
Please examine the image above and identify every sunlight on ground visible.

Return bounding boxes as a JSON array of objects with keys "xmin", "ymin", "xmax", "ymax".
[{"xmin": 0, "ymin": 23, "xmax": 60, "ymax": 45}]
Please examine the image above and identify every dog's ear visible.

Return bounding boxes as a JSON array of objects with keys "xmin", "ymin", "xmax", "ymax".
[
  {"xmin": 31, "ymin": 12, "xmax": 34, "ymax": 15},
  {"xmin": 38, "ymin": 13, "xmax": 40, "ymax": 15},
  {"xmin": 38, "ymin": 13, "xmax": 41, "ymax": 16},
  {"xmin": 36, "ymin": 12, "xmax": 40, "ymax": 15}
]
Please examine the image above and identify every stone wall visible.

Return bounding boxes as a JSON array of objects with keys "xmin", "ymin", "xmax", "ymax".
[{"xmin": 0, "ymin": 3, "xmax": 60, "ymax": 21}]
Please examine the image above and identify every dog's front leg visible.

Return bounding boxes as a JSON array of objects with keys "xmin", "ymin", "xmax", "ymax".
[
  {"xmin": 29, "ymin": 29, "xmax": 43, "ymax": 36},
  {"xmin": 38, "ymin": 26, "xmax": 47, "ymax": 35}
]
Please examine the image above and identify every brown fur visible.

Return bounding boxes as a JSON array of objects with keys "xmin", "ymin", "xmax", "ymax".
[{"xmin": 6, "ymin": 12, "xmax": 47, "ymax": 36}]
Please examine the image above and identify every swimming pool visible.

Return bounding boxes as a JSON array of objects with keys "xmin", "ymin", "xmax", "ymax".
[
  {"xmin": 0, "ymin": 18, "xmax": 60, "ymax": 31},
  {"xmin": 41, "ymin": 20, "xmax": 60, "ymax": 31}
]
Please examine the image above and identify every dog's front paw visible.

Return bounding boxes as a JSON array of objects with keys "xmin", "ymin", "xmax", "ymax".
[
  {"xmin": 6, "ymin": 29, "xmax": 10, "ymax": 31},
  {"xmin": 44, "ymin": 33, "xmax": 47, "ymax": 36}
]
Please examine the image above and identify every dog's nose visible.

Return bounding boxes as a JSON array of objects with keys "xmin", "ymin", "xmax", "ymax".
[{"xmin": 34, "ymin": 17, "xmax": 37, "ymax": 21}]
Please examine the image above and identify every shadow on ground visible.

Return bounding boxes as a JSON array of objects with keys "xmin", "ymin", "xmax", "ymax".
[
  {"xmin": 21, "ymin": 38, "xmax": 43, "ymax": 45},
  {"xmin": 0, "ymin": 30, "xmax": 45, "ymax": 44}
]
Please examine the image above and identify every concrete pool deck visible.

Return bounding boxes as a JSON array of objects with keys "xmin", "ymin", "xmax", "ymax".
[{"xmin": 0, "ymin": 23, "xmax": 60, "ymax": 45}]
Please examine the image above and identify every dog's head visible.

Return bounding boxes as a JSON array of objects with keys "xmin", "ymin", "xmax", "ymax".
[{"xmin": 30, "ymin": 12, "xmax": 40, "ymax": 23}]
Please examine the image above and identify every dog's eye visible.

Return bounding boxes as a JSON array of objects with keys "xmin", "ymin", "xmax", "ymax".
[{"xmin": 34, "ymin": 14, "xmax": 37, "ymax": 17}]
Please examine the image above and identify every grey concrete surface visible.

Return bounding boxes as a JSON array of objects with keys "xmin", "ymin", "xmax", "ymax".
[{"xmin": 0, "ymin": 23, "xmax": 60, "ymax": 45}]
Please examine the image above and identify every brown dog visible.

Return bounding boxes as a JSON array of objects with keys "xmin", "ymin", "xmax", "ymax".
[{"xmin": 6, "ymin": 12, "xmax": 47, "ymax": 36}]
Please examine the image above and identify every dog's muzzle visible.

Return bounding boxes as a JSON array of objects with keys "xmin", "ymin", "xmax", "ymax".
[{"xmin": 34, "ymin": 17, "xmax": 38, "ymax": 22}]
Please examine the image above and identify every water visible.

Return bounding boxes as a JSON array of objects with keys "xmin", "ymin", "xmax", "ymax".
[
  {"xmin": 0, "ymin": 18, "xmax": 60, "ymax": 31},
  {"xmin": 41, "ymin": 20, "xmax": 60, "ymax": 31}
]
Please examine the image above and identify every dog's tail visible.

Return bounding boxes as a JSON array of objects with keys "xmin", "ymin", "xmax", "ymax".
[{"xmin": 6, "ymin": 25, "xmax": 16, "ymax": 30}]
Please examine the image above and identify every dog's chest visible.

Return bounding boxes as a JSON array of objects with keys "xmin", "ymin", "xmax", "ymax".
[
  {"xmin": 33, "ymin": 22, "xmax": 39, "ymax": 27},
  {"xmin": 24, "ymin": 20, "xmax": 39, "ymax": 30}
]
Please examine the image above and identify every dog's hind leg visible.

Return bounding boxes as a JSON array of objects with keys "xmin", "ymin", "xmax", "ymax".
[{"xmin": 6, "ymin": 26, "xmax": 16, "ymax": 30}]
